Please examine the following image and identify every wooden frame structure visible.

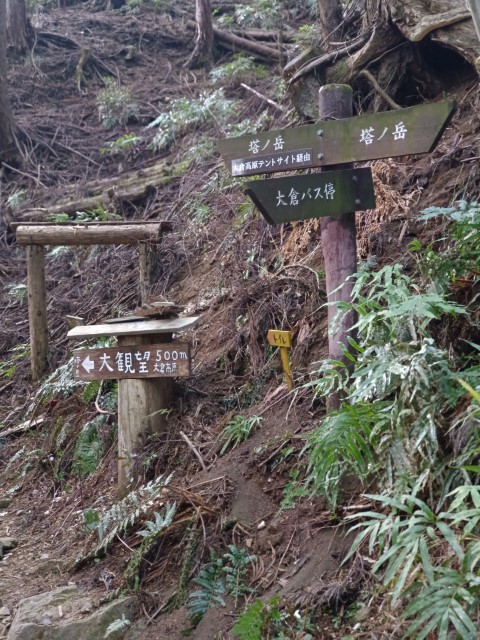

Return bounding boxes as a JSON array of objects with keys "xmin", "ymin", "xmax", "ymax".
[{"xmin": 13, "ymin": 221, "xmax": 171, "ymax": 380}]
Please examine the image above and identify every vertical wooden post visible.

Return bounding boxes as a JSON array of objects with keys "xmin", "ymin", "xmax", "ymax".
[
  {"xmin": 319, "ymin": 84, "xmax": 357, "ymax": 411},
  {"xmin": 138, "ymin": 243, "xmax": 153, "ymax": 305},
  {"xmin": 117, "ymin": 333, "xmax": 173, "ymax": 497},
  {"xmin": 26, "ymin": 245, "xmax": 48, "ymax": 381}
]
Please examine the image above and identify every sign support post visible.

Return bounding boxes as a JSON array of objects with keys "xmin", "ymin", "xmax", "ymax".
[
  {"xmin": 68, "ymin": 316, "xmax": 198, "ymax": 498},
  {"xmin": 319, "ymin": 84, "xmax": 357, "ymax": 411}
]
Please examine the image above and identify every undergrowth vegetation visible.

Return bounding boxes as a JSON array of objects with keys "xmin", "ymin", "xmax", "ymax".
[{"xmin": 282, "ymin": 201, "xmax": 480, "ymax": 638}]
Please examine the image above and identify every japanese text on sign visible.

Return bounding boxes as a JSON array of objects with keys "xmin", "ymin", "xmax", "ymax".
[
  {"xmin": 276, "ymin": 182, "xmax": 335, "ymax": 207},
  {"xmin": 232, "ymin": 149, "xmax": 313, "ymax": 177},
  {"xmin": 73, "ymin": 344, "xmax": 191, "ymax": 380},
  {"xmin": 267, "ymin": 330, "xmax": 292, "ymax": 348},
  {"xmin": 359, "ymin": 121, "xmax": 408, "ymax": 145}
]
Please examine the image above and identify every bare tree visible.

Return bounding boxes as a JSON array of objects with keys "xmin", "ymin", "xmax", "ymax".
[
  {"xmin": 6, "ymin": 0, "xmax": 32, "ymax": 53},
  {"xmin": 188, "ymin": 0, "xmax": 213, "ymax": 69},
  {"xmin": 0, "ymin": 0, "xmax": 19, "ymax": 166}
]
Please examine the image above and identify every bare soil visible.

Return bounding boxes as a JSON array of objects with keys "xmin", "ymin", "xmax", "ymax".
[{"xmin": 1, "ymin": 3, "xmax": 479, "ymax": 639}]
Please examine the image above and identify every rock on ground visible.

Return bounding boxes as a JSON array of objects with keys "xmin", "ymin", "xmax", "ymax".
[{"xmin": 7, "ymin": 586, "xmax": 135, "ymax": 640}]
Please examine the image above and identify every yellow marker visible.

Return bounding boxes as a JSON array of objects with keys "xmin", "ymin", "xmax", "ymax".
[{"xmin": 267, "ymin": 330, "xmax": 293, "ymax": 390}]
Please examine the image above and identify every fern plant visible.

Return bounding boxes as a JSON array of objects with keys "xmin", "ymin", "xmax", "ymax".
[
  {"xmin": 188, "ymin": 546, "xmax": 256, "ymax": 619},
  {"xmin": 188, "ymin": 552, "xmax": 227, "ymax": 618},
  {"xmin": 78, "ymin": 474, "xmax": 173, "ymax": 561},
  {"xmin": 72, "ymin": 416, "xmax": 106, "ymax": 477},
  {"xmin": 124, "ymin": 502, "xmax": 177, "ymax": 588},
  {"xmin": 209, "ymin": 54, "xmax": 267, "ymax": 88},
  {"xmin": 96, "ymin": 78, "xmax": 138, "ymax": 129},
  {"xmin": 104, "ymin": 614, "xmax": 131, "ymax": 638},
  {"xmin": 147, "ymin": 90, "xmax": 236, "ymax": 151},
  {"xmin": 222, "ymin": 545, "xmax": 256, "ymax": 606}
]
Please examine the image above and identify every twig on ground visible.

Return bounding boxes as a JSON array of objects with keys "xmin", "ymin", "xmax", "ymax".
[{"xmin": 180, "ymin": 430, "xmax": 207, "ymax": 471}]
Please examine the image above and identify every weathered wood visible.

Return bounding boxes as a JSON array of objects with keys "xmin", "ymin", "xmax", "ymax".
[
  {"xmin": 73, "ymin": 343, "xmax": 191, "ymax": 380},
  {"xmin": 117, "ymin": 334, "xmax": 174, "ymax": 498},
  {"xmin": 15, "ymin": 222, "xmax": 169, "ymax": 246},
  {"xmin": 139, "ymin": 244, "xmax": 154, "ymax": 304},
  {"xmin": 218, "ymin": 101, "xmax": 456, "ymax": 176},
  {"xmin": 212, "ymin": 24, "xmax": 282, "ymax": 61},
  {"xmin": 26, "ymin": 245, "xmax": 48, "ymax": 381},
  {"xmin": 319, "ymin": 84, "xmax": 356, "ymax": 412},
  {"xmin": 15, "ymin": 160, "xmax": 186, "ymax": 222},
  {"xmin": 67, "ymin": 317, "xmax": 200, "ymax": 339},
  {"xmin": 245, "ymin": 168, "xmax": 375, "ymax": 224}
]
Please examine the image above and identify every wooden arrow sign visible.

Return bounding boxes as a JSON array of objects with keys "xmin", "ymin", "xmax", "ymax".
[
  {"xmin": 218, "ymin": 101, "xmax": 456, "ymax": 177},
  {"xmin": 245, "ymin": 167, "xmax": 375, "ymax": 225},
  {"xmin": 73, "ymin": 344, "xmax": 191, "ymax": 380}
]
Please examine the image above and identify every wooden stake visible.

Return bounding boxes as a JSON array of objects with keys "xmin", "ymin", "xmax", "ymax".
[
  {"xmin": 117, "ymin": 333, "xmax": 173, "ymax": 498},
  {"xmin": 26, "ymin": 245, "xmax": 48, "ymax": 381},
  {"xmin": 318, "ymin": 84, "xmax": 357, "ymax": 411},
  {"xmin": 139, "ymin": 243, "xmax": 154, "ymax": 305}
]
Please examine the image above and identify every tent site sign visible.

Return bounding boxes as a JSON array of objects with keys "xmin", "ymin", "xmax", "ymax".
[
  {"xmin": 218, "ymin": 101, "xmax": 456, "ymax": 177},
  {"xmin": 245, "ymin": 167, "xmax": 375, "ymax": 225},
  {"xmin": 74, "ymin": 344, "xmax": 191, "ymax": 380}
]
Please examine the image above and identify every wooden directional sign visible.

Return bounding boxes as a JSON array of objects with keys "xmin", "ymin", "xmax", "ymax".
[
  {"xmin": 73, "ymin": 343, "xmax": 191, "ymax": 380},
  {"xmin": 245, "ymin": 167, "xmax": 375, "ymax": 225},
  {"xmin": 218, "ymin": 101, "xmax": 455, "ymax": 177}
]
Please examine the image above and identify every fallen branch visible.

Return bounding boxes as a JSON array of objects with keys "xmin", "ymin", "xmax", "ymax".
[
  {"xmin": 14, "ymin": 160, "xmax": 185, "ymax": 221},
  {"xmin": 359, "ymin": 69, "xmax": 401, "ymax": 110},
  {"xmin": 239, "ymin": 83, "xmax": 287, "ymax": 112},
  {"xmin": 179, "ymin": 430, "xmax": 207, "ymax": 471},
  {"xmin": 0, "ymin": 417, "xmax": 45, "ymax": 438}
]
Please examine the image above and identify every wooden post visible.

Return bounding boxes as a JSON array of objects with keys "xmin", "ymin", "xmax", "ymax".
[
  {"xmin": 319, "ymin": 84, "xmax": 357, "ymax": 411},
  {"xmin": 139, "ymin": 243, "xmax": 154, "ymax": 305},
  {"xmin": 26, "ymin": 245, "xmax": 48, "ymax": 381},
  {"xmin": 117, "ymin": 333, "xmax": 173, "ymax": 498}
]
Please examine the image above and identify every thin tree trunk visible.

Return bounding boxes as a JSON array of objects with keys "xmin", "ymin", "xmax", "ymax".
[
  {"xmin": 6, "ymin": 0, "xmax": 31, "ymax": 52},
  {"xmin": 0, "ymin": 0, "xmax": 19, "ymax": 166},
  {"xmin": 188, "ymin": 0, "xmax": 213, "ymax": 69}
]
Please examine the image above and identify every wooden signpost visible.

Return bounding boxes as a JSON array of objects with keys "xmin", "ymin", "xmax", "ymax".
[
  {"xmin": 245, "ymin": 168, "xmax": 375, "ymax": 225},
  {"xmin": 219, "ymin": 91, "xmax": 456, "ymax": 409},
  {"xmin": 218, "ymin": 100, "xmax": 456, "ymax": 177},
  {"xmin": 68, "ymin": 316, "xmax": 198, "ymax": 497},
  {"xmin": 73, "ymin": 344, "xmax": 191, "ymax": 380},
  {"xmin": 267, "ymin": 329, "xmax": 293, "ymax": 390}
]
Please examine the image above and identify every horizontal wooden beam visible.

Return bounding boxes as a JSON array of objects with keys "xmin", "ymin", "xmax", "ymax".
[
  {"xmin": 67, "ymin": 317, "xmax": 200, "ymax": 339},
  {"xmin": 15, "ymin": 222, "xmax": 171, "ymax": 246}
]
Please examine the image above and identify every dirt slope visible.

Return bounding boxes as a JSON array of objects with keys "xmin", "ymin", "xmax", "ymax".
[{"xmin": 1, "ymin": 3, "xmax": 479, "ymax": 639}]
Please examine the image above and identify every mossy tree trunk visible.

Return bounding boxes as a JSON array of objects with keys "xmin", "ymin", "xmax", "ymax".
[{"xmin": 0, "ymin": 0, "xmax": 19, "ymax": 166}]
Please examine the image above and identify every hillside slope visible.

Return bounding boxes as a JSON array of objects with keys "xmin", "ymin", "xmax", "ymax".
[{"xmin": 0, "ymin": 2, "xmax": 479, "ymax": 639}]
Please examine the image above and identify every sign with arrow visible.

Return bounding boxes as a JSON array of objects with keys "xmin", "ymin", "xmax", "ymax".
[
  {"xmin": 218, "ymin": 101, "xmax": 456, "ymax": 177},
  {"xmin": 245, "ymin": 167, "xmax": 375, "ymax": 224},
  {"xmin": 73, "ymin": 344, "xmax": 191, "ymax": 380}
]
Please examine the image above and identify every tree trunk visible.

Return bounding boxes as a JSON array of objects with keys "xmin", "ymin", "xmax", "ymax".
[
  {"xmin": 6, "ymin": 0, "xmax": 32, "ymax": 53},
  {"xmin": 0, "ymin": 0, "xmax": 19, "ymax": 166},
  {"xmin": 188, "ymin": 0, "xmax": 213, "ymax": 69},
  {"xmin": 317, "ymin": 0, "xmax": 344, "ymax": 45}
]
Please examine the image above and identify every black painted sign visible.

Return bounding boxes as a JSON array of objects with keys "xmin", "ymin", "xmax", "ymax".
[{"xmin": 245, "ymin": 167, "xmax": 375, "ymax": 225}]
